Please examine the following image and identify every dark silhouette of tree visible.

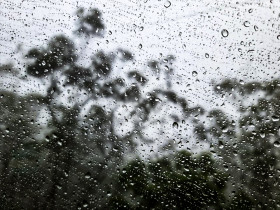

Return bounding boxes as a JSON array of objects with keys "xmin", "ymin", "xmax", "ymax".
[
  {"xmin": 109, "ymin": 151, "xmax": 227, "ymax": 209},
  {"xmin": 0, "ymin": 7, "xmax": 204, "ymax": 209},
  {"xmin": 195, "ymin": 78, "xmax": 280, "ymax": 209}
]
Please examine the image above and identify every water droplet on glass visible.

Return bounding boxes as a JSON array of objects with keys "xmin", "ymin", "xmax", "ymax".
[
  {"xmin": 192, "ymin": 71, "xmax": 198, "ymax": 77},
  {"xmin": 221, "ymin": 29, "xmax": 229, "ymax": 37},
  {"xmin": 138, "ymin": 44, "xmax": 142, "ymax": 49},
  {"xmin": 172, "ymin": 122, "xmax": 179, "ymax": 129},
  {"xmin": 164, "ymin": 1, "xmax": 171, "ymax": 8},
  {"xmin": 222, "ymin": 127, "xmax": 228, "ymax": 133},
  {"xmin": 218, "ymin": 141, "xmax": 224, "ymax": 149},
  {"xmin": 272, "ymin": 116, "xmax": 279, "ymax": 122},
  {"xmin": 277, "ymin": 35, "xmax": 280, "ymax": 40},
  {"xmin": 274, "ymin": 141, "xmax": 280, "ymax": 147},
  {"xmin": 243, "ymin": 21, "xmax": 250, "ymax": 27},
  {"xmin": 205, "ymin": 53, "xmax": 209, "ymax": 58},
  {"xmin": 85, "ymin": 172, "xmax": 91, "ymax": 179},
  {"xmin": 260, "ymin": 132, "xmax": 265, "ymax": 138},
  {"xmin": 83, "ymin": 200, "xmax": 88, "ymax": 207}
]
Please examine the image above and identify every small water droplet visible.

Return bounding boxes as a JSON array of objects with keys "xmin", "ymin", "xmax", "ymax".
[
  {"xmin": 83, "ymin": 200, "xmax": 88, "ymax": 207},
  {"xmin": 192, "ymin": 71, "xmax": 198, "ymax": 77},
  {"xmin": 138, "ymin": 44, "xmax": 142, "ymax": 49},
  {"xmin": 218, "ymin": 141, "xmax": 224, "ymax": 149},
  {"xmin": 205, "ymin": 53, "xmax": 209, "ymax": 58},
  {"xmin": 221, "ymin": 29, "xmax": 229, "ymax": 37},
  {"xmin": 164, "ymin": 1, "xmax": 171, "ymax": 8},
  {"xmin": 85, "ymin": 172, "xmax": 91, "ymax": 179},
  {"xmin": 260, "ymin": 132, "xmax": 265, "ymax": 138}
]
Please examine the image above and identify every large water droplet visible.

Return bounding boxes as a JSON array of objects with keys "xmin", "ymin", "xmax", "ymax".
[
  {"xmin": 192, "ymin": 71, "xmax": 198, "ymax": 77},
  {"xmin": 272, "ymin": 116, "xmax": 279, "ymax": 122},
  {"xmin": 173, "ymin": 122, "xmax": 179, "ymax": 129},
  {"xmin": 221, "ymin": 29, "xmax": 229, "ymax": 37},
  {"xmin": 164, "ymin": 1, "xmax": 171, "ymax": 8},
  {"xmin": 222, "ymin": 126, "xmax": 228, "ymax": 133},
  {"xmin": 243, "ymin": 21, "xmax": 250, "ymax": 27},
  {"xmin": 274, "ymin": 141, "xmax": 280, "ymax": 147}
]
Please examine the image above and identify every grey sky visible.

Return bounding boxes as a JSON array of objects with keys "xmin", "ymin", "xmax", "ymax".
[{"xmin": 1, "ymin": 0, "xmax": 280, "ymax": 154}]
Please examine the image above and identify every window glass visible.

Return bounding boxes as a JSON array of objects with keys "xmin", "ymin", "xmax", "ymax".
[{"xmin": 1, "ymin": 0, "xmax": 279, "ymax": 209}]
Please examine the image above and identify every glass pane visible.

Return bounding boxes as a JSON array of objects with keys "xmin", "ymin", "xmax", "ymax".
[{"xmin": 0, "ymin": 0, "xmax": 279, "ymax": 209}]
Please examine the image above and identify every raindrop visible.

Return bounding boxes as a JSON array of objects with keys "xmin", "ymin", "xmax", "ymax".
[
  {"xmin": 205, "ymin": 53, "xmax": 209, "ymax": 58},
  {"xmin": 139, "ymin": 26, "xmax": 144, "ymax": 31},
  {"xmin": 254, "ymin": 25, "xmax": 259, "ymax": 31},
  {"xmin": 277, "ymin": 35, "xmax": 280, "ymax": 40},
  {"xmin": 138, "ymin": 44, "xmax": 142, "ymax": 49},
  {"xmin": 221, "ymin": 29, "xmax": 229, "ymax": 37},
  {"xmin": 164, "ymin": 1, "xmax": 171, "ymax": 8},
  {"xmin": 272, "ymin": 116, "xmax": 279, "ymax": 122},
  {"xmin": 192, "ymin": 71, "xmax": 198, "ymax": 77},
  {"xmin": 222, "ymin": 127, "xmax": 228, "ymax": 133},
  {"xmin": 85, "ymin": 172, "xmax": 91, "ymax": 179},
  {"xmin": 274, "ymin": 141, "xmax": 280, "ymax": 147},
  {"xmin": 172, "ymin": 122, "xmax": 179, "ymax": 129},
  {"xmin": 218, "ymin": 141, "xmax": 224, "ymax": 149},
  {"xmin": 83, "ymin": 200, "xmax": 88, "ymax": 207},
  {"xmin": 243, "ymin": 21, "xmax": 250, "ymax": 27},
  {"xmin": 260, "ymin": 132, "xmax": 265, "ymax": 138}
]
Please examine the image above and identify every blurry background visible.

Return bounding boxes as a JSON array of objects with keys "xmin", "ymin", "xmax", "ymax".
[{"xmin": 1, "ymin": 0, "xmax": 280, "ymax": 209}]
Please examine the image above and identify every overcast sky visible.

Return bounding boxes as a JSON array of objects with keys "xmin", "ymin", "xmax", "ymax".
[{"xmin": 1, "ymin": 0, "xmax": 280, "ymax": 110}]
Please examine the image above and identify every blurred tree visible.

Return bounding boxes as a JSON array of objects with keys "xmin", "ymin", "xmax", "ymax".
[
  {"xmin": 109, "ymin": 151, "xmax": 227, "ymax": 209},
  {"xmin": 0, "ymin": 89, "xmax": 46, "ymax": 208},
  {"xmin": 0, "ymin": 7, "xmax": 203, "ymax": 209},
  {"xmin": 195, "ymin": 79, "xmax": 280, "ymax": 209}
]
